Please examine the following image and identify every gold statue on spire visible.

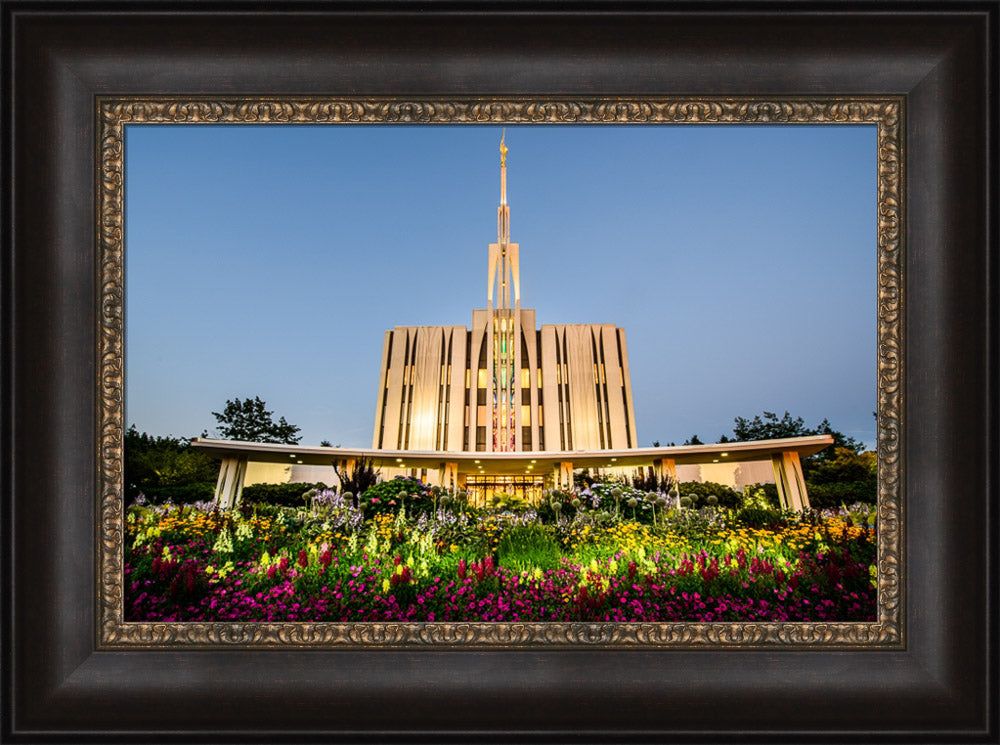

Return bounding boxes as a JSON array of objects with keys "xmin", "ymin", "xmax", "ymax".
[{"xmin": 500, "ymin": 128, "xmax": 508, "ymax": 168}]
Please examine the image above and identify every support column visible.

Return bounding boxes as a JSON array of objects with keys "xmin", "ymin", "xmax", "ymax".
[
  {"xmin": 654, "ymin": 457, "xmax": 677, "ymax": 486},
  {"xmin": 771, "ymin": 451, "xmax": 809, "ymax": 511},
  {"xmin": 334, "ymin": 458, "xmax": 357, "ymax": 491},
  {"xmin": 558, "ymin": 461, "xmax": 574, "ymax": 490},
  {"xmin": 214, "ymin": 456, "xmax": 248, "ymax": 509},
  {"xmin": 441, "ymin": 462, "xmax": 458, "ymax": 490}
]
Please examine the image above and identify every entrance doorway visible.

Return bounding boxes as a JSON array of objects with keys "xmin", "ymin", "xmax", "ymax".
[{"xmin": 464, "ymin": 475, "xmax": 546, "ymax": 507}]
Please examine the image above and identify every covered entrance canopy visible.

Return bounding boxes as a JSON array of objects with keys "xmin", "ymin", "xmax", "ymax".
[{"xmin": 191, "ymin": 435, "xmax": 833, "ymax": 512}]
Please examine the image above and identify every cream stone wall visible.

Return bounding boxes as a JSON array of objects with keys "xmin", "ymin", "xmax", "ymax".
[
  {"xmin": 675, "ymin": 460, "xmax": 775, "ymax": 490},
  {"xmin": 243, "ymin": 461, "xmax": 293, "ymax": 486},
  {"xmin": 374, "ymin": 313, "xmax": 637, "ymax": 455},
  {"xmin": 372, "ymin": 325, "xmax": 467, "ymax": 451}
]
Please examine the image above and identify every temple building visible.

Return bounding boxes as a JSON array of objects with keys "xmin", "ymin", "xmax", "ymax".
[
  {"xmin": 193, "ymin": 137, "xmax": 832, "ymax": 510},
  {"xmin": 370, "ymin": 137, "xmax": 638, "ymax": 501}
]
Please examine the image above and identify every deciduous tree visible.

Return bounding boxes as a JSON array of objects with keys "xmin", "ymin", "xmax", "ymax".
[{"xmin": 211, "ymin": 396, "xmax": 301, "ymax": 444}]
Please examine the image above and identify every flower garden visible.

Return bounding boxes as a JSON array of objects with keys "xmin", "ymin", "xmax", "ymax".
[{"xmin": 125, "ymin": 478, "xmax": 877, "ymax": 623}]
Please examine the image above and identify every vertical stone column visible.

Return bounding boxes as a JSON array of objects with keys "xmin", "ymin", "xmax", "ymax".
[
  {"xmin": 558, "ymin": 461, "xmax": 574, "ymax": 490},
  {"xmin": 771, "ymin": 451, "xmax": 810, "ymax": 511},
  {"xmin": 441, "ymin": 462, "xmax": 459, "ymax": 490},
  {"xmin": 654, "ymin": 457, "xmax": 677, "ymax": 486},
  {"xmin": 214, "ymin": 456, "xmax": 248, "ymax": 509}
]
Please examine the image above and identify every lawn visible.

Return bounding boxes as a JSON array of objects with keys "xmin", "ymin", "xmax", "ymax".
[{"xmin": 124, "ymin": 479, "xmax": 877, "ymax": 623}]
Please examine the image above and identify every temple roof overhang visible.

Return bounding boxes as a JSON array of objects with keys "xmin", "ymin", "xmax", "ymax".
[{"xmin": 190, "ymin": 435, "xmax": 834, "ymax": 476}]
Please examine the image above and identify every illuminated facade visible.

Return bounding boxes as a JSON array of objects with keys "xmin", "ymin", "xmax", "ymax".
[
  {"xmin": 196, "ymin": 141, "xmax": 828, "ymax": 511},
  {"xmin": 372, "ymin": 138, "xmax": 638, "ymax": 461}
]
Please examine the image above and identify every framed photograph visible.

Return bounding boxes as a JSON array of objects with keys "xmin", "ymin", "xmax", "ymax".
[{"xmin": 3, "ymin": 3, "xmax": 996, "ymax": 741}]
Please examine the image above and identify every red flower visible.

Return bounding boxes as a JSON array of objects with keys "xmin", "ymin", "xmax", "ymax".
[{"xmin": 298, "ymin": 549, "xmax": 309, "ymax": 568}]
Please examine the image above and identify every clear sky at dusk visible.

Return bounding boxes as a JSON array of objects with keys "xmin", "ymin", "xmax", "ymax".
[{"xmin": 124, "ymin": 123, "xmax": 877, "ymax": 451}]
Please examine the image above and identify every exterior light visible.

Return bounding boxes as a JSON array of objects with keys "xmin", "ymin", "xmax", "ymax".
[
  {"xmin": 396, "ymin": 458, "xmax": 402, "ymax": 462},
  {"xmin": 611, "ymin": 458, "xmax": 617, "ymax": 462},
  {"xmin": 530, "ymin": 459, "xmax": 536, "ymax": 463},
  {"xmin": 475, "ymin": 459, "xmax": 480, "ymax": 463},
  {"xmin": 713, "ymin": 459, "xmax": 719, "ymax": 463},
  {"xmin": 721, "ymin": 452, "xmax": 729, "ymax": 457},
  {"xmin": 289, "ymin": 454, "xmax": 296, "ymax": 458}
]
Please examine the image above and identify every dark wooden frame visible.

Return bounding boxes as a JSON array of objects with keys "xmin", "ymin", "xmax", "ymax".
[{"xmin": 3, "ymin": 3, "xmax": 996, "ymax": 740}]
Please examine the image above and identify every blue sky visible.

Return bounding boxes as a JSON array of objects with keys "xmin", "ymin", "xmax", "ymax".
[{"xmin": 124, "ymin": 123, "xmax": 877, "ymax": 450}]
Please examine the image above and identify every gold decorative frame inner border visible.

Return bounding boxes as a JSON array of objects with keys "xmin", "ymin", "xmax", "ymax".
[{"xmin": 97, "ymin": 97, "xmax": 903, "ymax": 647}]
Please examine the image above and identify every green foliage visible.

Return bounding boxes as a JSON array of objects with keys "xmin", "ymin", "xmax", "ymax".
[
  {"xmin": 334, "ymin": 457, "xmax": 380, "ymax": 505},
  {"xmin": 573, "ymin": 469, "xmax": 596, "ymax": 489},
  {"xmin": 802, "ymin": 446, "xmax": 877, "ymax": 507},
  {"xmin": 124, "ymin": 425, "xmax": 219, "ymax": 503},
  {"xmin": 677, "ymin": 481, "xmax": 742, "ymax": 510},
  {"xmin": 735, "ymin": 506, "xmax": 783, "ymax": 528},
  {"xmin": 241, "ymin": 482, "xmax": 329, "ymax": 508},
  {"xmin": 211, "ymin": 396, "xmax": 301, "ymax": 444},
  {"xmin": 732, "ymin": 410, "xmax": 811, "ymax": 441},
  {"xmin": 535, "ymin": 489, "xmax": 579, "ymax": 522},
  {"xmin": 630, "ymin": 469, "xmax": 672, "ymax": 493},
  {"xmin": 807, "ymin": 447, "xmax": 877, "ymax": 484},
  {"xmin": 806, "ymin": 481, "xmax": 877, "ymax": 509},
  {"xmin": 743, "ymin": 483, "xmax": 781, "ymax": 510},
  {"xmin": 142, "ymin": 482, "xmax": 216, "ymax": 505},
  {"xmin": 485, "ymin": 492, "xmax": 534, "ymax": 513},
  {"xmin": 729, "ymin": 411, "xmax": 863, "ymax": 469},
  {"xmin": 497, "ymin": 523, "xmax": 562, "ymax": 572},
  {"xmin": 360, "ymin": 477, "xmax": 435, "ymax": 517}
]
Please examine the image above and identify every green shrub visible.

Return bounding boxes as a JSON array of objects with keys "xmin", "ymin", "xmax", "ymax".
[
  {"xmin": 535, "ymin": 489, "xmax": 604, "ymax": 522},
  {"xmin": 360, "ymin": 476, "xmax": 434, "ymax": 517},
  {"xmin": 486, "ymin": 492, "xmax": 534, "ymax": 513},
  {"xmin": 497, "ymin": 523, "xmax": 562, "ymax": 572},
  {"xmin": 138, "ymin": 482, "xmax": 216, "ymax": 505},
  {"xmin": 241, "ymin": 482, "xmax": 329, "ymax": 508},
  {"xmin": 677, "ymin": 481, "xmax": 742, "ymax": 510},
  {"xmin": 805, "ymin": 481, "xmax": 876, "ymax": 509},
  {"xmin": 124, "ymin": 426, "xmax": 220, "ymax": 502},
  {"xmin": 735, "ymin": 506, "xmax": 783, "ymax": 528},
  {"xmin": 743, "ymin": 483, "xmax": 781, "ymax": 510}
]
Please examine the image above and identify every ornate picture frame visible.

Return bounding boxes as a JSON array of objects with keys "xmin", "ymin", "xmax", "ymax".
[
  {"xmin": 99, "ymin": 96, "xmax": 902, "ymax": 648},
  {"xmin": 5, "ymin": 5, "xmax": 995, "ymax": 741}
]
